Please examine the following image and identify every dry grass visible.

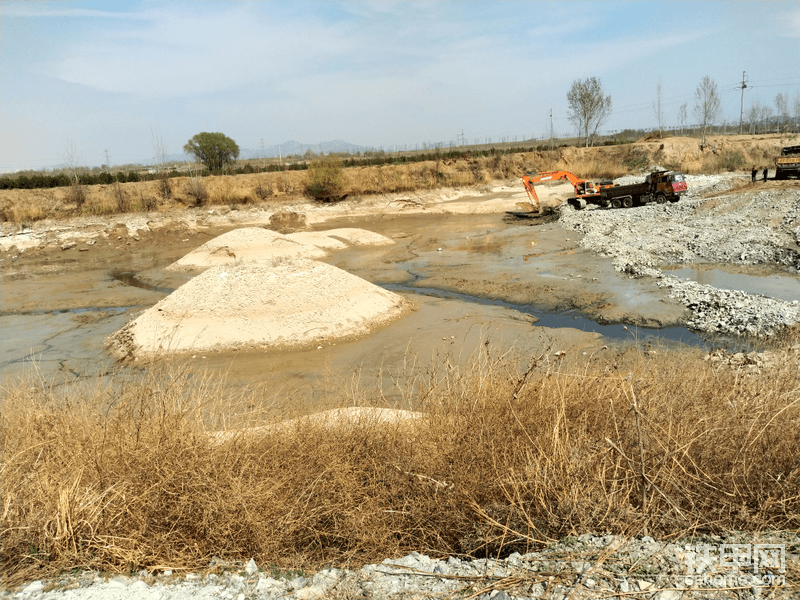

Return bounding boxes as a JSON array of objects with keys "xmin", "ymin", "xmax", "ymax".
[
  {"xmin": 2, "ymin": 135, "xmax": 794, "ymax": 226},
  {"xmin": 2, "ymin": 339, "xmax": 797, "ymax": 585}
]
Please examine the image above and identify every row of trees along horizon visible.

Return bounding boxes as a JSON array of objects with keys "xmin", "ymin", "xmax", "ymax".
[{"xmin": 3, "ymin": 76, "xmax": 798, "ymax": 190}]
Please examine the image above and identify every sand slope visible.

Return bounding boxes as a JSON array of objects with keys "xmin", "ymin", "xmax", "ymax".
[{"xmin": 108, "ymin": 258, "xmax": 414, "ymax": 358}]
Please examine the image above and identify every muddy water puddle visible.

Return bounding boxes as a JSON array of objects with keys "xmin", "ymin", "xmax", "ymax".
[
  {"xmin": 111, "ymin": 271, "xmax": 174, "ymax": 294},
  {"xmin": 0, "ymin": 308, "xmax": 135, "ymax": 381},
  {"xmin": 385, "ymin": 284, "xmax": 707, "ymax": 347},
  {"xmin": 664, "ymin": 265, "xmax": 800, "ymax": 302}
]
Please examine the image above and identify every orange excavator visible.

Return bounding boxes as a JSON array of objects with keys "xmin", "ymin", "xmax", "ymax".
[{"xmin": 521, "ymin": 170, "xmax": 616, "ymax": 213}]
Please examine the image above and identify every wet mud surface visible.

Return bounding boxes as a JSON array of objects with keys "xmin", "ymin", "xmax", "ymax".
[{"xmin": 1, "ymin": 193, "xmax": 716, "ymax": 396}]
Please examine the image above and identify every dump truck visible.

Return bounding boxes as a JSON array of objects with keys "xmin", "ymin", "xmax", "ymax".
[
  {"xmin": 775, "ymin": 145, "xmax": 800, "ymax": 179},
  {"xmin": 597, "ymin": 170, "xmax": 687, "ymax": 208}
]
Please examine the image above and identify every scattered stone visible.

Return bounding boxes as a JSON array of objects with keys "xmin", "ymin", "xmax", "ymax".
[
  {"xmin": 4, "ymin": 531, "xmax": 796, "ymax": 599},
  {"xmin": 244, "ymin": 558, "xmax": 258, "ymax": 576}
]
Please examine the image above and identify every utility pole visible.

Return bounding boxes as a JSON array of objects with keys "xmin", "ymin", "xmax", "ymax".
[
  {"xmin": 738, "ymin": 71, "xmax": 748, "ymax": 135},
  {"xmin": 549, "ymin": 108, "xmax": 554, "ymax": 150},
  {"xmin": 261, "ymin": 139, "xmax": 266, "ymax": 170}
]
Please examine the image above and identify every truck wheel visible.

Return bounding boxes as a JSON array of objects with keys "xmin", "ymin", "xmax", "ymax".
[
  {"xmin": 655, "ymin": 193, "xmax": 667, "ymax": 204},
  {"xmin": 622, "ymin": 197, "xmax": 633, "ymax": 208},
  {"xmin": 611, "ymin": 198, "xmax": 622, "ymax": 209}
]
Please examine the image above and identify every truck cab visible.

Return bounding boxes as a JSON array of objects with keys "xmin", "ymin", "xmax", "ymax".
[
  {"xmin": 775, "ymin": 146, "xmax": 800, "ymax": 179},
  {"xmin": 648, "ymin": 170, "xmax": 687, "ymax": 199}
]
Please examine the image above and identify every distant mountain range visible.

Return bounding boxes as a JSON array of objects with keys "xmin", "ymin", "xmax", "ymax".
[{"xmin": 6, "ymin": 140, "xmax": 386, "ymax": 173}]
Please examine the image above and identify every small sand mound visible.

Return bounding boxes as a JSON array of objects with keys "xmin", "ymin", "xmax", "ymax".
[
  {"xmin": 319, "ymin": 228, "xmax": 395, "ymax": 246},
  {"xmin": 285, "ymin": 228, "xmax": 395, "ymax": 248},
  {"xmin": 285, "ymin": 231, "xmax": 349, "ymax": 249},
  {"xmin": 166, "ymin": 227, "xmax": 327, "ymax": 271},
  {"xmin": 210, "ymin": 407, "xmax": 422, "ymax": 444},
  {"xmin": 107, "ymin": 258, "xmax": 414, "ymax": 358}
]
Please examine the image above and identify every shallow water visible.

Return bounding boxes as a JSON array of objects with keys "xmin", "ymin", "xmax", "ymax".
[
  {"xmin": 385, "ymin": 284, "xmax": 714, "ymax": 348},
  {"xmin": 664, "ymin": 266, "xmax": 800, "ymax": 302}
]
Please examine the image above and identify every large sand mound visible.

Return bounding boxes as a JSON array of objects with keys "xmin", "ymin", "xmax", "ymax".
[
  {"xmin": 107, "ymin": 258, "xmax": 414, "ymax": 358},
  {"xmin": 167, "ymin": 227, "xmax": 394, "ymax": 271}
]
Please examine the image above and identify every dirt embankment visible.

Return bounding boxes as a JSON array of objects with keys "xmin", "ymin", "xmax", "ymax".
[{"xmin": 1, "ymin": 134, "xmax": 794, "ymax": 227}]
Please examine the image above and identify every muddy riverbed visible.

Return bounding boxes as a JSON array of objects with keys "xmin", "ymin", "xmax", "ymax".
[{"xmin": 1, "ymin": 179, "xmax": 794, "ymax": 401}]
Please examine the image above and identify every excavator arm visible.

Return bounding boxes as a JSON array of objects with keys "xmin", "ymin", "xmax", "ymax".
[
  {"xmin": 522, "ymin": 171, "xmax": 590, "ymax": 212},
  {"xmin": 521, "ymin": 170, "xmax": 614, "ymax": 213}
]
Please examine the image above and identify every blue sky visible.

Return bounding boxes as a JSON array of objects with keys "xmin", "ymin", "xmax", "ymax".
[{"xmin": 2, "ymin": 0, "xmax": 798, "ymax": 171}]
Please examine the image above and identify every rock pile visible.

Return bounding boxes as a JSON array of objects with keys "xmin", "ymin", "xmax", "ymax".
[{"xmin": 658, "ymin": 276, "xmax": 800, "ymax": 338}]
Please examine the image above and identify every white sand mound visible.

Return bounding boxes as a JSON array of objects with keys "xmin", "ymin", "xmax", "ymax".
[
  {"xmin": 166, "ymin": 227, "xmax": 327, "ymax": 271},
  {"xmin": 107, "ymin": 258, "xmax": 413, "ymax": 358},
  {"xmin": 167, "ymin": 227, "xmax": 394, "ymax": 271}
]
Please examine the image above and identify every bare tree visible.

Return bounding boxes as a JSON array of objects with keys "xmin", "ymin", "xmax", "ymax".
[
  {"xmin": 653, "ymin": 81, "xmax": 665, "ymax": 137},
  {"xmin": 794, "ymin": 92, "xmax": 800, "ymax": 135},
  {"xmin": 759, "ymin": 105, "xmax": 774, "ymax": 134},
  {"xmin": 677, "ymin": 102, "xmax": 688, "ymax": 136},
  {"xmin": 63, "ymin": 139, "xmax": 86, "ymax": 208},
  {"xmin": 774, "ymin": 93, "xmax": 789, "ymax": 132},
  {"xmin": 746, "ymin": 101, "xmax": 761, "ymax": 134},
  {"xmin": 692, "ymin": 76, "xmax": 722, "ymax": 146},
  {"xmin": 567, "ymin": 77, "xmax": 612, "ymax": 147},
  {"xmin": 151, "ymin": 130, "xmax": 171, "ymax": 198}
]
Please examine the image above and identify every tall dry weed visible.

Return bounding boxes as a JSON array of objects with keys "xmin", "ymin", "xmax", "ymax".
[{"xmin": 2, "ymin": 342, "xmax": 797, "ymax": 583}]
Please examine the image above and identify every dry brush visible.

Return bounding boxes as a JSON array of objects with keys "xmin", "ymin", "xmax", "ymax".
[{"xmin": 2, "ymin": 340, "xmax": 797, "ymax": 585}]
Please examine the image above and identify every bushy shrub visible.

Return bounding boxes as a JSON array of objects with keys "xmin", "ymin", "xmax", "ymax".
[
  {"xmin": 68, "ymin": 180, "xmax": 86, "ymax": 208},
  {"xmin": 186, "ymin": 174, "xmax": 208, "ymax": 207},
  {"xmin": 305, "ymin": 156, "xmax": 346, "ymax": 202},
  {"xmin": 718, "ymin": 149, "xmax": 746, "ymax": 172}
]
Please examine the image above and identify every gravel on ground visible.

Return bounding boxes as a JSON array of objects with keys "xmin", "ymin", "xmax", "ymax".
[
  {"xmin": 5, "ymin": 532, "xmax": 796, "ymax": 600},
  {"xmin": 557, "ymin": 174, "xmax": 800, "ymax": 338}
]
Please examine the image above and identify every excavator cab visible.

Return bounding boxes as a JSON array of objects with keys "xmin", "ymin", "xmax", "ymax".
[{"xmin": 575, "ymin": 181, "xmax": 598, "ymax": 196}]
